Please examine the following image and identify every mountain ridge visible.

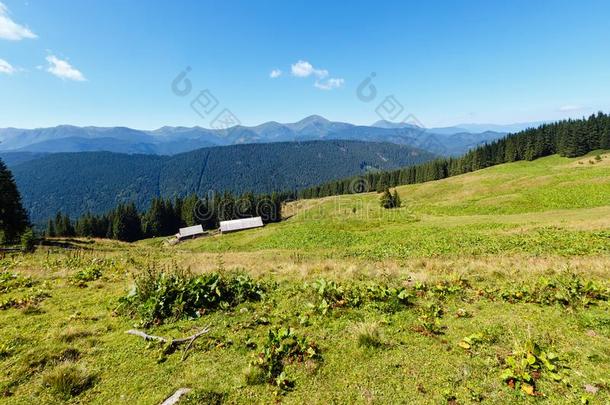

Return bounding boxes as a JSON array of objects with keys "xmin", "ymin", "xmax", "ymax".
[{"xmin": 0, "ymin": 115, "xmax": 507, "ymax": 156}]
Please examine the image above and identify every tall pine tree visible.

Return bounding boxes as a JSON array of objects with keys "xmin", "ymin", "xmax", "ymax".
[{"xmin": 0, "ymin": 159, "xmax": 30, "ymax": 243}]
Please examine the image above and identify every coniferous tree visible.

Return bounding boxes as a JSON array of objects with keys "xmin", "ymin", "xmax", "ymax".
[
  {"xmin": 380, "ymin": 188, "xmax": 393, "ymax": 209},
  {"xmin": 181, "ymin": 194, "xmax": 200, "ymax": 227},
  {"xmin": 392, "ymin": 190, "xmax": 401, "ymax": 208},
  {"xmin": 375, "ymin": 174, "xmax": 389, "ymax": 193},
  {"xmin": 112, "ymin": 203, "xmax": 143, "ymax": 242},
  {"xmin": 21, "ymin": 228, "xmax": 36, "ymax": 252},
  {"xmin": 0, "ymin": 159, "xmax": 30, "ymax": 243},
  {"xmin": 46, "ymin": 218, "xmax": 56, "ymax": 237},
  {"xmin": 61, "ymin": 214, "xmax": 75, "ymax": 237}
]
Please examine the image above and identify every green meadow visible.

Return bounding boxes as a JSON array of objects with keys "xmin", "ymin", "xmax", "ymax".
[{"xmin": 1, "ymin": 152, "xmax": 609, "ymax": 404}]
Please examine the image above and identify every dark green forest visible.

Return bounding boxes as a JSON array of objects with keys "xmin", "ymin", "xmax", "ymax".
[
  {"xmin": 301, "ymin": 113, "xmax": 610, "ymax": 198},
  {"xmin": 4, "ymin": 140, "xmax": 434, "ymax": 224}
]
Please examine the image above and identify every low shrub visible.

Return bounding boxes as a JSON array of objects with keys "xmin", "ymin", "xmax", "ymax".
[
  {"xmin": 458, "ymin": 326, "xmax": 502, "ymax": 352},
  {"xmin": 413, "ymin": 275, "xmax": 470, "ymax": 299},
  {"xmin": 119, "ymin": 265, "xmax": 265, "ymax": 326},
  {"xmin": 251, "ymin": 327, "xmax": 320, "ymax": 390},
  {"xmin": 0, "ymin": 290, "xmax": 49, "ymax": 310},
  {"xmin": 307, "ymin": 278, "xmax": 413, "ymax": 314},
  {"xmin": 0, "ymin": 271, "xmax": 35, "ymax": 293},
  {"xmin": 71, "ymin": 265, "xmax": 103, "ymax": 287},
  {"xmin": 499, "ymin": 273, "xmax": 608, "ymax": 308},
  {"xmin": 501, "ymin": 340, "xmax": 568, "ymax": 396},
  {"xmin": 415, "ymin": 301, "xmax": 445, "ymax": 336}
]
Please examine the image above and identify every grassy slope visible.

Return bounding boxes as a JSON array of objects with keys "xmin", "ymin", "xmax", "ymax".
[
  {"xmin": 1, "ymin": 152, "xmax": 609, "ymax": 404},
  {"xmin": 179, "ymin": 152, "xmax": 610, "ymax": 259}
]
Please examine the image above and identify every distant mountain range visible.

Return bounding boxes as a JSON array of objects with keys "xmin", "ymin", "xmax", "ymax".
[
  {"xmin": 2, "ymin": 140, "xmax": 435, "ymax": 224},
  {"xmin": 372, "ymin": 119, "xmax": 547, "ymax": 134},
  {"xmin": 0, "ymin": 115, "xmax": 523, "ymax": 157}
]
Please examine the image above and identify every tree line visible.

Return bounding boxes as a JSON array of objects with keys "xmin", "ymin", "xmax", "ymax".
[
  {"xmin": 46, "ymin": 191, "xmax": 291, "ymax": 242},
  {"xmin": 301, "ymin": 112, "xmax": 610, "ymax": 198}
]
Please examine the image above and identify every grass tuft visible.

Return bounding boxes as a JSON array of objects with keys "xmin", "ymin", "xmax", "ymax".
[
  {"xmin": 58, "ymin": 328, "xmax": 94, "ymax": 343},
  {"xmin": 42, "ymin": 363, "xmax": 95, "ymax": 399},
  {"xmin": 183, "ymin": 389, "xmax": 226, "ymax": 404},
  {"xmin": 355, "ymin": 322, "xmax": 384, "ymax": 348}
]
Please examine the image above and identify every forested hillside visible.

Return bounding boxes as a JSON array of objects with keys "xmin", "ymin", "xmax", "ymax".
[
  {"xmin": 5, "ymin": 140, "xmax": 434, "ymax": 224},
  {"xmin": 302, "ymin": 113, "xmax": 610, "ymax": 198}
]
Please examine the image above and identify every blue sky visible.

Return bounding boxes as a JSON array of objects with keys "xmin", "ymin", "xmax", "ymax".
[{"xmin": 1, "ymin": 0, "xmax": 610, "ymax": 129}]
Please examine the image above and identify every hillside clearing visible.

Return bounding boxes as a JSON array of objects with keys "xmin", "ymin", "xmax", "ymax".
[{"xmin": 1, "ymin": 153, "xmax": 609, "ymax": 404}]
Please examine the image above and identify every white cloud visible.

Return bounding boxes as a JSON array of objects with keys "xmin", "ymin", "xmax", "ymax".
[
  {"xmin": 287, "ymin": 59, "xmax": 343, "ymax": 90},
  {"xmin": 291, "ymin": 60, "xmax": 328, "ymax": 78},
  {"xmin": 269, "ymin": 68, "xmax": 282, "ymax": 78},
  {"xmin": 558, "ymin": 104, "xmax": 585, "ymax": 112},
  {"xmin": 314, "ymin": 77, "xmax": 345, "ymax": 90},
  {"xmin": 0, "ymin": 58, "xmax": 15, "ymax": 74},
  {"xmin": 0, "ymin": 1, "xmax": 37, "ymax": 40},
  {"xmin": 46, "ymin": 55, "xmax": 86, "ymax": 81}
]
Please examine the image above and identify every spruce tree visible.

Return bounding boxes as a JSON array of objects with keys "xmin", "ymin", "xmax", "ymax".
[
  {"xmin": 181, "ymin": 194, "xmax": 200, "ymax": 226},
  {"xmin": 46, "ymin": 218, "xmax": 56, "ymax": 237},
  {"xmin": 380, "ymin": 188, "xmax": 393, "ymax": 209},
  {"xmin": 0, "ymin": 159, "xmax": 30, "ymax": 243},
  {"xmin": 392, "ymin": 190, "xmax": 401, "ymax": 208},
  {"xmin": 61, "ymin": 214, "xmax": 75, "ymax": 237},
  {"xmin": 112, "ymin": 203, "xmax": 142, "ymax": 242}
]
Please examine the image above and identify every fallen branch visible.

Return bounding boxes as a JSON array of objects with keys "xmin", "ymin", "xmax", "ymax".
[
  {"xmin": 126, "ymin": 329, "xmax": 169, "ymax": 343},
  {"xmin": 161, "ymin": 388, "xmax": 191, "ymax": 405},
  {"xmin": 126, "ymin": 327, "xmax": 210, "ymax": 360}
]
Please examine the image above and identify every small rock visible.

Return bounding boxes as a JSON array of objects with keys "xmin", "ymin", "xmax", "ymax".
[{"xmin": 584, "ymin": 384, "xmax": 599, "ymax": 394}]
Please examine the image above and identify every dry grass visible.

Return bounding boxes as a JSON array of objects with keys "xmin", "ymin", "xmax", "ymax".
[{"xmin": 170, "ymin": 250, "xmax": 610, "ymax": 284}]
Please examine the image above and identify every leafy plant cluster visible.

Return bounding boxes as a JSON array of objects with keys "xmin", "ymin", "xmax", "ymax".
[
  {"xmin": 457, "ymin": 327, "xmax": 501, "ymax": 352},
  {"xmin": 307, "ymin": 278, "xmax": 413, "ymax": 314},
  {"xmin": 501, "ymin": 340, "xmax": 568, "ymax": 396},
  {"xmin": 0, "ymin": 290, "xmax": 49, "ymax": 311},
  {"xmin": 119, "ymin": 265, "xmax": 265, "ymax": 326},
  {"xmin": 249, "ymin": 327, "xmax": 320, "ymax": 390},
  {"xmin": 415, "ymin": 301, "xmax": 445, "ymax": 335},
  {"xmin": 413, "ymin": 275, "xmax": 471, "ymax": 299},
  {"xmin": 71, "ymin": 264, "xmax": 103, "ymax": 287},
  {"xmin": 496, "ymin": 273, "xmax": 608, "ymax": 308},
  {"xmin": 44, "ymin": 250, "xmax": 98, "ymax": 271},
  {"xmin": 0, "ymin": 271, "xmax": 34, "ymax": 293}
]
